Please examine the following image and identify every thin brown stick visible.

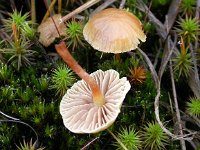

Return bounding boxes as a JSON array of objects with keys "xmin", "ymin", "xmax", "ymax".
[
  {"xmin": 169, "ymin": 60, "xmax": 186, "ymax": 150},
  {"xmin": 55, "ymin": 41, "xmax": 105, "ymax": 106},
  {"xmin": 61, "ymin": 0, "xmax": 100, "ymax": 22},
  {"xmin": 189, "ymin": 45, "xmax": 200, "ymax": 98},
  {"xmin": 58, "ymin": 0, "xmax": 62, "ymax": 14},
  {"xmin": 90, "ymin": 0, "xmax": 117, "ymax": 17},
  {"xmin": 164, "ymin": 0, "xmax": 182, "ymax": 31},
  {"xmin": 136, "ymin": 0, "xmax": 197, "ymax": 141},
  {"xmin": 31, "ymin": 0, "xmax": 36, "ymax": 23},
  {"xmin": 196, "ymin": 0, "xmax": 200, "ymax": 19},
  {"xmin": 137, "ymin": 47, "xmax": 195, "ymax": 140},
  {"xmin": 107, "ymin": 129, "xmax": 128, "ymax": 150},
  {"xmin": 119, "ymin": 0, "xmax": 126, "ymax": 9},
  {"xmin": 42, "ymin": 0, "xmax": 57, "ymax": 23},
  {"xmin": 81, "ymin": 137, "xmax": 99, "ymax": 150},
  {"xmin": 137, "ymin": 48, "xmax": 159, "ymax": 87}
]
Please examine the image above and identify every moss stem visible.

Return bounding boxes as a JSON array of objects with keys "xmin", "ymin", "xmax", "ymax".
[
  {"xmin": 42, "ymin": 0, "xmax": 57, "ymax": 23},
  {"xmin": 107, "ymin": 129, "xmax": 128, "ymax": 150},
  {"xmin": 31, "ymin": 0, "xmax": 36, "ymax": 23},
  {"xmin": 58, "ymin": 0, "xmax": 62, "ymax": 14},
  {"xmin": 55, "ymin": 41, "xmax": 105, "ymax": 106}
]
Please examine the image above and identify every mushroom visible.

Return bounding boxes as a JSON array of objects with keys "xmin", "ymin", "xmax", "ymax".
[
  {"xmin": 55, "ymin": 42, "xmax": 131, "ymax": 133},
  {"xmin": 60, "ymin": 69, "xmax": 131, "ymax": 133},
  {"xmin": 38, "ymin": 0, "xmax": 100, "ymax": 47},
  {"xmin": 54, "ymin": 7, "xmax": 147, "ymax": 134},
  {"xmin": 38, "ymin": 14, "xmax": 66, "ymax": 47},
  {"xmin": 83, "ymin": 8, "xmax": 146, "ymax": 53}
]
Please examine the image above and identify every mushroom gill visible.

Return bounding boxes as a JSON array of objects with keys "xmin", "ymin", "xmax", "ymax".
[{"xmin": 60, "ymin": 69, "xmax": 131, "ymax": 133}]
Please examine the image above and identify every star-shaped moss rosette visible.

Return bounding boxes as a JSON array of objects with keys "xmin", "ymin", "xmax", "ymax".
[{"xmin": 60, "ymin": 69, "xmax": 130, "ymax": 133}]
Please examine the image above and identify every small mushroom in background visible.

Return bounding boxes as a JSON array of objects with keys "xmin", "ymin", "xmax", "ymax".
[
  {"xmin": 37, "ymin": 14, "xmax": 66, "ymax": 47},
  {"xmin": 55, "ymin": 42, "xmax": 131, "ymax": 134},
  {"xmin": 83, "ymin": 8, "xmax": 146, "ymax": 53},
  {"xmin": 37, "ymin": 0, "xmax": 100, "ymax": 47}
]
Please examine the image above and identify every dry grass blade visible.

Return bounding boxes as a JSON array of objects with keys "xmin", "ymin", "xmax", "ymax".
[
  {"xmin": 169, "ymin": 60, "xmax": 186, "ymax": 150},
  {"xmin": 91, "ymin": 0, "xmax": 117, "ymax": 16},
  {"xmin": 164, "ymin": 0, "xmax": 182, "ymax": 31}
]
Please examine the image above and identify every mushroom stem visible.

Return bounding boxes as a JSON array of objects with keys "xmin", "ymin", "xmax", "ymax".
[
  {"xmin": 115, "ymin": 53, "xmax": 121, "ymax": 62},
  {"xmin": 55, "ymin": 41, "xmax": 105, "ymax": 106}
]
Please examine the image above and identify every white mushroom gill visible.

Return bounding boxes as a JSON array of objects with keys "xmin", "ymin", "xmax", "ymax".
[{"xmin": 60, "ymin": 69, "xmax": 131, "ymax": 133}]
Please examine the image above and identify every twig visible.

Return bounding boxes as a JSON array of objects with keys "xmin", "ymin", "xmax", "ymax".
[
  {"xmin": 143, "ymin": 0, "xmax": 152, "ymax": 26},
  {"xmin": 31, "ymin": 0, "xmax": 36, "ymax": 23},
  {"xmin": 136, "ymin": 0, "xmax": 166, "ymax": 39},
  {"xmin": 0, "ymin": 111, "xmax": 19, "ymax": 121},
  {"xmin": 195, "ymin": 0, "xmax": 200, "ymax": 22},
  {"xmin": 154, "ymin": 83, "xmax": 195, "ymax": 140},
  {"xmin": 42, "ymin": 0, "xmax": 57, "ymax": 23},
  {"xmin": 153, "ymin": 47, "xmax": 161, "ymax": 68},
  {"xmin": 9, "ymin": 0, "xmax": 16, "ymax": 10},
  {"xmin": 119, "ymin": 0, "xmax": 126, "ymax": 9},
  {"xmin": 0, "ymin": 111, "xmax": 38, "ymax": 143},
  {"xmin": 168, "ymin": 93, "xmax": 174, "ymax": 120},
  {"xmin": 81, "ymin": 137, "xmax": 99, "ymax": 150},
  {"xmin": 107, "ymin": 129, "xmax": 128, "ymax": 150},
  {"xmin": 181, "ymin": 113, "xmax": 200, "ymax": 128},
  {"xmin": 43, "ymin": 0, "xmax": 61, "ymax": 37},
  {"xmin": 61, "ymin": 0, "xmax": 100, "ymax": 22},
  {"xmin": 189, "ymin": 45, "xmax": 200, "ymax": 98},
  {"xmin": 158, "ymin": 34, "xmax": 177, "ymax": 78},
  {"xmin": 0, "ymin": 120, "xmax": 39, "ymax": 143},
  {"xmin": 190, "ymin": 0, "xmax": 200, "ymax": 98},
  {"xmin": 137, "ymin": 47, "xmax": 159, "ymax": 87},
  {"xmin": 136, "ymin": 2, "xmax": 199, "ymax": 140},
  {"xmin": 90, "ymin": 0, "xmax": 117, "ymax": 17},
  {"xmin": 137, "ymin": 47, "xmax": 196, "ymax": 140},
  {"xmin": 58, "ymin": 0, "xmax": 62, "ymax": 14},
  {"xmin": 136, "ymin": 0, "xmax": 179, "ymax": 53},
  {"xmin": 169, "ymin": 60, "xmax": 186, "ymax": 150},
  {"xmin": 164, "ymin": 0, "xmax": 182, "ymax": 31}
]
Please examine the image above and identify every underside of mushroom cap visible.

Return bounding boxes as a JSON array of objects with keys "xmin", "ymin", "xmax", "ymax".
[
  {"xmin": 83, "ymin": 8, "xmax": 146, "ymax": 53},
  {"xmin": 60, "ymin": 69, "xmax": 131, "ymax": 133}
]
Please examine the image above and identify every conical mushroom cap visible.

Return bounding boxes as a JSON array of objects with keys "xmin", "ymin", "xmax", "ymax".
[
  {"xmin": 83, "ymin": 8, "xmax": 146, "ymax": 53},
  {"xmin": 60, "ymin": 69, "xmax": 131, "ymax": 133},
  {"xmin": 37, "ymin": 14, "xmax": 67, "ymax": 47}
]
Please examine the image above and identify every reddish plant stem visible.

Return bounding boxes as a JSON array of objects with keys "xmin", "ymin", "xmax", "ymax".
[{"xmin": 55, "ymin": 41, "xmax": 105, "ymax": 106}]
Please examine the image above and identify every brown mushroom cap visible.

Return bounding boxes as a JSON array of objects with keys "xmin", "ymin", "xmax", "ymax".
[
  {"xmin": 83, "ymin": 8, "xmax": 146, "ymax": 53},
  {"xmin": 37, "ymin": 14, "xmax": 67, "ymax": 47},
  {"xmin": 60, "ymin": 69, "xmax": 131, "ymax": 133}
]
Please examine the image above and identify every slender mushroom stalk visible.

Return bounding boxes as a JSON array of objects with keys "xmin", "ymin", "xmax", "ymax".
[{"xmin": 55, "ymin": 41, "xmax": 105, "ymax": 106}]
